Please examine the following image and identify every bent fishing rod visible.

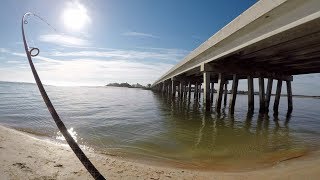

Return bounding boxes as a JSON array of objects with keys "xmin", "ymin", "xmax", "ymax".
[{"xmin": 21, "ymin": 12, "xmax": 106, "ymax": 180}]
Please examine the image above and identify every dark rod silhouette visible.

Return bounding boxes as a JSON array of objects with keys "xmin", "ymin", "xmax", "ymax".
[{"xmin": 21, "ymin": 12, "xmax": 105, "ymax": 180}]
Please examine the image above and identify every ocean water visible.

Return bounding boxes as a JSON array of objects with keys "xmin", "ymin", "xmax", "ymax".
[{"xmin": 1, "ymin": 81, "xmax": 320, "ymax": 170}]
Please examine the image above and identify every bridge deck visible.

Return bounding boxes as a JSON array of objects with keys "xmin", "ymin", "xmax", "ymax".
[{"xmin": 153, "ymin": 0, "xmax": 320, "ymax": 84}]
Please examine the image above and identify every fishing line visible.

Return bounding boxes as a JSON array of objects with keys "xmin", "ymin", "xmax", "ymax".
[{"xmin": 21, "ymin": 12, "xmax": 106, "ymax": 180}]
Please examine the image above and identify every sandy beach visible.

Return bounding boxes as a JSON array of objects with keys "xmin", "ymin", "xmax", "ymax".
[{"xmin": 0, "ymin": 125, "xmax": 320, "ymax": 180}]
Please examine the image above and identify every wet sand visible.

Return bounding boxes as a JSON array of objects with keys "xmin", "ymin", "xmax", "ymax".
[{"xmin": 0, "ymin": 125, "xmax": 319, "ymax": 180}]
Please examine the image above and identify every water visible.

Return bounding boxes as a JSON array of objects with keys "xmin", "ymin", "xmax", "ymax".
[{"xmin": 1, "ymin": 81, "xmax": 320, "ymax": 170}]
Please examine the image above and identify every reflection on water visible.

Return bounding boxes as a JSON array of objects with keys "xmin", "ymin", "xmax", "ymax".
[
  {"xmin": 56, "ymin": 127, "xmax": 79, "ymax": 142},
  {"xmin": 0, "ymin": 82, "xmax": 320, "ymax": 170},
  {"xmin": 123, "ymin": 93, "xmax": 305, "ymax": 170}
]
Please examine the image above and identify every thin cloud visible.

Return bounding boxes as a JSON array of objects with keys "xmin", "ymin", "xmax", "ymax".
[
  {"xmin": 0, "ymin": 48, "xmax": 9, "ymax": 53},
  {"xmin": 0, "ymin": 55, "xmax": 173, "ymax": 86},
  {"xmin": 122, "ymin": 31, "xmax": 159, "ymax": 38},
  {"xmin": 3, "ymin": 47, "xmax": 184, "ymax": 86},
  {"xmin": 38, "ymin": 34, "xmax": 91, "ymax": 47},
  {"xmin": 49, "ymin": 48, "xmax": 188, "ymax": 63}
]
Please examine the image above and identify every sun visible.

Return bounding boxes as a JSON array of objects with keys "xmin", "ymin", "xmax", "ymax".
[{"xmin": 62, "ymin": 1, "xmax": 90, "ymax": 31}]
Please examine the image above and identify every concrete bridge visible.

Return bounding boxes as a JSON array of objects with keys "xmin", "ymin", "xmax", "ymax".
[{"xmin": 152, "ymin": 0, "xmax": 320, "ymax": 114}]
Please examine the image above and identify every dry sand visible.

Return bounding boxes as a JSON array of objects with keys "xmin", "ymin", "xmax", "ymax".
[{"xmin": 0, "ymin": 125, "xmax": 319, "ymax": 180}]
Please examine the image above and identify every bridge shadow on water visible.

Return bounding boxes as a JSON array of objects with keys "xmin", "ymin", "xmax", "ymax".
[{"xmin": 149, "ymin": 92, "xmax": 306, "ymax": 170}]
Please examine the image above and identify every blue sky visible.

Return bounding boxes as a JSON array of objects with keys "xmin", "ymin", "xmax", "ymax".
[{"xmin": 0, "ymin": 0, "xmax": 319, "ymax": 95}]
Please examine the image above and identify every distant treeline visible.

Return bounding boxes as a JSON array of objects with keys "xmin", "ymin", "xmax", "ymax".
[{"xmin": 106, "ymin": 82, "xmax": 151, "ymax": 89}]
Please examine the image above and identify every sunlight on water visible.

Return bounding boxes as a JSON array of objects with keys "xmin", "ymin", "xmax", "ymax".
[
  {"xmin": 1, "ymin": 82, "xmax": 320, "ymax": 170},
  {"xmin": 56, "ymin": 127, "xmax": 79, "ymax": 142}
]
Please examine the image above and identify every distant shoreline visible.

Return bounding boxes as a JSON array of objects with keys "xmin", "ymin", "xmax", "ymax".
[{"xmin": 0, "ymin": 81, "xmax": 318, "ymax": 98}]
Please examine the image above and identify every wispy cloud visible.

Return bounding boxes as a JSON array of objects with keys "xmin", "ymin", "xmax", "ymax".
[
  {"xmin": 122, "ymin": 31, "xmax": 159, "ymax": 38},
  {"xmin": 1, "ymin": 54, "xmax": 173, "ymax": 86},
  {"xmin": 49, "ymin": 48, "xmax": 188, "ymax": 63},
  {"xmin": 0, "ymin": 48, "xmax": 9, "ymax": 53},
  {"xmin": 38, "ymin": 34, "xmax": 91, "ymax": 47},
  {"xmin": 1, "ymin": 47, "xmax": 176, "ymax": 86}
]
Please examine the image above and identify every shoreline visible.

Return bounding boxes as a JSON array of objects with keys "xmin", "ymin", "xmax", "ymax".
[{"xmin": 1, "ymin": 125, "xmax": 320, "ymax": 179}]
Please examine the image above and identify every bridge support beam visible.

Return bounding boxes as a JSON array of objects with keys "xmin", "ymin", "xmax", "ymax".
[
  {"xmin": 184, "ymin": 84, "xmax": 188, "ymax": 98},
  {"xmin": 179, "ymin": 81, "xmax": 185, "ymax": 99},
  {"xmin": 210, "ymin": 82, "xmax": 214, "ymax": 103},
  {"xmin": 167, "ymin": 80, "xmax": 171, "ymax": 95},
  {"xmin": 203, "ymin": 72, "xmax": 211, "ymax": 111},
  {"xmin": 177, "ymin": 82, "xmax": 181, "ymax": 97},
  {"xmin": 194, "ymin": 82, "xmax": 198, "ymax": 99},
  {"xmin": 259, "ymin": 77, "xmax": 266, "ymax": 113},
  {"xmin": 215, "ymin": 73, "xmax": 225, "ymax": 112},
  {"xmin": 248, "ymin": 76, "xmax": 254, "ymax": 113},
  {"xmin": 162, "ymin": 83, "xmax": 165, "ymax": 94},
  {"xmin": 265, "ymin": 78, "xmax": 273, "ymax": 112},
  {"xmin": 198, "ymin": 83, "xmax": 202, "ymax": 100},
  {"xmin": 224, "ymin": 81, "xmax": 228, "ymax": 106},
  {"xmin": 229, "ymin": 74, "xmax": 238, "ymax": 114},
  {"xmin": 188, "ymin": 82, "xmax": 192, "ymax": 101},
  {"xmin": 286, "ymin": 80, "xmax": 293, "ymax": 114},
  {"xmin": 273, "ymin": 80, "xmax": 282, "ymax": 115},
  {"xmin": 171, "ymin": 79, "xmax": 176, "ymax": 98}
]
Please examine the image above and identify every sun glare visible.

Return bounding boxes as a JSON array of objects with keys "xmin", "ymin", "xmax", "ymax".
[{"xmin": 62, "ymin": 1, "xmax": 90, "ymax": 31}]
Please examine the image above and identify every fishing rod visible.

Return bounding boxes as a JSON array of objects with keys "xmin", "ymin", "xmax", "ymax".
[{"xmin": 21, "ymin": 12, "xmax": 106, "ymax": 180}]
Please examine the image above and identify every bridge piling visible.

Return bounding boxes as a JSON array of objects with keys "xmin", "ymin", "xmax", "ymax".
[
  {"xmin": 286, "ymin": 80, "xmax": 293, "ymax": 114},
  {"xmin": 162, "ymin": 83, "xmax": 166, "ymax": 94},
  {"xmin": 179, "ymin": 82, "xmax": 184, "ymax": 99},
  {"xmin": 223, "ymin": 81, "xmax": 228, "ymax": 106},
  {"xmin": 229, "ymin": 74, "xmax": 238, "ymax": 114},
  {"xmin": 215, "ymin": 73, "xmax": 225, "ymax": 112},
  {"xmin": 184, "ymin": 84, "xmax": 188, "ymax": 98},
  {"xmin": 259, "ymin": 77, "xmax": 266, "ymax": 113},
  {"xmin": 203, "ymin": 72, "xmax": 211, "ymax": 111},
  {"xmin": 248, "ymin": 76, "xmax": 254, "ymax": 113},
  {"xmin": 273, "ymin": 80, "xmax": 282, "ymax": 115},
  {"xmin": 168, "ymin": 80, "xmax": 172, "ymax": 95},
  {"xmin": 265, "ymin": 78, "xmax": 273, "ymax": 112},
  {"xmin": 199, "ymin": 84, "xmax": 202, "ymax": 100},
  {"xmin": 177, "ymin": 82, "xmax": 181, "ymax": 98},
  {"xmin": 194, "ymin": 82, "xmax": 198, "ymax": 99},
  {"xmin": 188, "ymin": 82, "xmax": 192, "ymax": 101},
  {"xmin": 171, "ymin": 79, "xmax": 176, "ymax": 98},
  {"xmin": 210, "ymin": 82, "xmax": 214, "ymax": 103}
]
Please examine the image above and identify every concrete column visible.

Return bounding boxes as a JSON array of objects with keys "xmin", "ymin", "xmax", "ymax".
[
  {"xmin": 215, "ymin": 73, "xmax": 225, "ymax": 112},
  {"xmin": 286, "ymin": 80, "xmax": 293, "ymax": 114},
  {"xmin": 265, "ymin": 78, "xmax": 273, "ymax": 112},
  {"xmin": 199, "ymin": 84, "xmax": 202, "ymax": 99},
  {"xmin": 194, "ymin": 82, "xmax": 198, "ymax": 99},
  {"xmin": 210, "ymin": 82, "xmax": 214, "ymax": 103},
  {"xmin": 223, "ymin": 81, "xmax": 228, "ymax": 106},
  {"xmin": 166, "ymin": 83, "xmax": 169, "ymax": 94},
  {"xmin": 229, "ymin": 74, "xmax": 238, "ymax": 114},
  {"xmin": 162, "ymin": 83, "xmax": 165, "ymax": 93},
  {"xmin": 177, "ymin": 82, "xmax": 181, "ymax": 97},
  {"xmin": 184, "ymin": 84, "xmax": 188, "ymax": 98},
  {"xmin": 273, "ymin": 80, "xmax": 282, "ymax": 115},
  {"xmin": 203, "ymin": 72, "xmax": 211, "ymax": 111},
  {"xmin": 188, "ymin": 82, "xmax": 192, "ymax": 101},
  {"xmin": 171, "ymin": 79, "xmax": 176, "ymax": 98},
  {"xmin": 259, "ymin": 77, "xmax": 266, "ymax": 113},
  {"xmin": 179, "ymin": 82, "xmax": 184, "ymax": 99},
  {"xmin": 248, "ymin": 76, "xmax": 254, "ymax": 113}
]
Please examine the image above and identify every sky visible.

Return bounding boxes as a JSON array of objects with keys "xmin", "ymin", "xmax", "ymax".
[{"xmin": 0, "ymin": 0, "xmax": 319, "ymax": 95}]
